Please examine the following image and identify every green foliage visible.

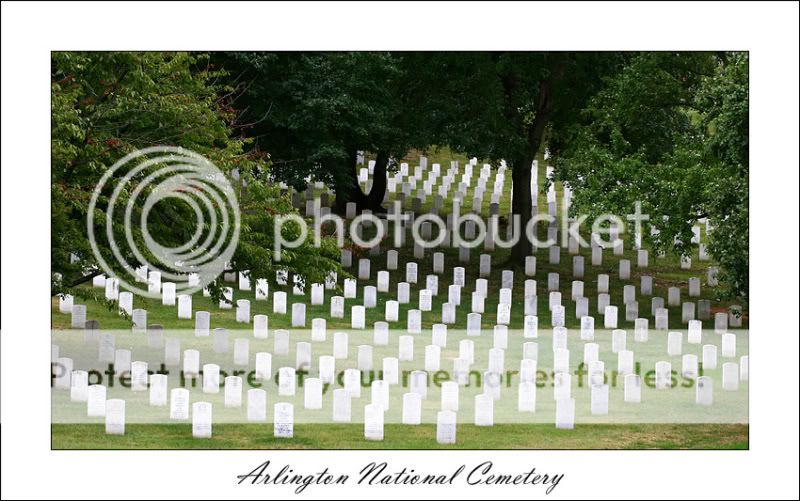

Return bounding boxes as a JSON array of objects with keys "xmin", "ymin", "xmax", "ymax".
[
  {"xmin": 212, "ymin": 52, "xmax": 414, "ymax": 198},
  {"xmin": 554, "ymin": 52, "xmax": 748, "ymax": 301},
  {"xmin": 51, "ymin": 52, "xmax": 339, "ymax": 301}
]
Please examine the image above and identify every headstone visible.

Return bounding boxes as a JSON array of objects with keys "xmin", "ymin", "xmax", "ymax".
[
  {"xmin": 637, "ymin": 249, "xmax": 649, "ymax": 268},
  {"xmin": 555, "ymin": 398, "xmax": 575, "ymax": 429},
  {"xmin": 183, "ymin": 349, "xmax": 200, "ymax": 377},
  {"xmin": 274, "ymin": 402, "xmax": 294, "ymax": 438},
  {"xmin": 344, "ymin": 278, "xmax": 357, "ymax": 299},
  {"xmin": 501, "ymin": 270, "xmax": 514, "ymax": 289},
  {"xmin": 332, "ymin": 389, "xmax": 352, "ymax": 423},
  {"xmin": 219, "ymin": 287, "xmax": 233, "ymax": 309},
  {"xmin": 202, "ymin": 363, "xmax": 220, "ymax": 394},
  {"xmin": 554, "ymin": 350, "xmax": 570, "ymax": 375},
  {"xmin": 402, "ymin": 392, "xmax": 422, "ymax": 425},
  {"xmin": 425, "ymin": 345, "xmax": 441, "ymax": 372},
  {"xmin": 70, "ymin": 370, "xmax": 89, "ymax": 402},
  {"xmin": 525, "ymin": 256, "xmax": 536, "ymax": 276},
  {"xmin": 330, "ymin": 296, "xmax": 345, "ymax": 318},
  {"xmin": 399, "ymin": 335, "xmax": 414, "ymax": 361},
  {"xmin": 377, "ymin": 271, "xmax": 390, "ymax": 292},
  {"xmin": 247, "ymin": 389, "xmax": 267, "ymax": 422},
  {"xmin": 667, "ymin": 331, "xmax": 683, "ymax": 356},
  {"xmin": 162, "ymin": 282, "xmax": 176, "ymax": 305},
  {"xmin": 311, "ymin": 283, "xmax": 325, "ymax": 305},
  {"xmin": 385, "ymin": 300, "xmax": 399, "ymax": 322},
  {"xmin": 655, "ymin": 308, "xmax": 669, "ymax": 330},
  {"xmin": 224, "ymin": 376, "xmax": 243, "ymax": 408},
  {"xmin": 104, "ymin": 399, "xmax": 125, "ymax": 435},
  {"xmin": 351, "ymin": 305, "xmax": 366, "ymax": 329},
  {"xmin": 654, "ymin": 361, "xmax": 672, "ymax": 389},
  {"xmin": 358, "ymin": 258, "xmax": 371, "ymax": 280},
  {"xmin": 170, "ymin": 388, "xmax": 190, "ymax": 420},
  {"xmin": 371, "ymin": 380, "xmax": 390, "ymax": 411},
  {"xmin": 702, "ymin": 344, "xmax": 718, "ymax": 370},
  {"xmin": 473, "ymin": 292, "xmax": 486, "ymax": 314},
  {"xmin": 98, "ymin": 333, "xmax": 116, "ymax": 363},
  {"xmin": 278, "ymin": 367, "xmax": 296, "ymax": 396},
  {"xmin": 273, "ymin": 329, "xmax": 290, "ymax": 355},
  {"xmin": 597, "ymin": 274, "xmax": 609, "ymax": 293},
  {"xmin": 474, "ymin": 393, "xmax": 494, "ymax": 426},
  {"xmin": 668, "ymin": 287, "xmax": 681, "ymax": 307},
  {"xmin": 333, "ymin": 331, "xmax": 349, "ymax": 359},
  {"xmin": 304, "ymin": 378, "xmax": 323, "ymax": 409},
  {"xmin": 132, "ymin": 308, "xmax": 147, "ymax": 332},
  {"xmin": 436, "ymin": 410, "xmax": 457, "ymax": 444},
  {"xmin": 696, "ymin": 376, "xmax": 713, "ymax": 405},
  {"xmin": 374, "ymin": 321, "xmax": 389, "ymax": 345},
  {"xmin": 573, "ymin": 256, "xmax": 584, "ymax": 278},
  {"xmin": 291, "ymin": 303, "xmax": 306, "ymax": 327},
  {"xmin": 87, "ymin": 384, "xmax": 107, "ymax": 417},
  {"xmin": 518, "ymin": 381, "xmax": 537, "ymax": 412},
  {"xmin": 604, "ymin": 306, "xmax": 618, "ymax": 329},
  {"xmin": 714, "ymin": 312, "xmax": 728, "ymax": 334},
  {"xmin": 591, "ymin": 384, "xmax": 609, "ymax": 415},
  {"xmin": 619, "ymin": 259, "xmax": 631, "ymax": 280},
  {"xmin": 441, "ymin": 381, "xmax": 459, "ymax": 411},
  {"xmin": 213, "ymin": 328, "xmax": 228, "ymax": 354},
  {"xmin": 548, "ymin": 272, "xmax": 559, "ymax": 292},
  {"xmin": 364, "ymin": 403, "xmax": 385, "ymax": 441},
  {"xmin": 113, "ymin": 349, "xmax": 130, "ymax": 374},
  {"xmin": 273, "ymin": 291, "xmax": 287, "ymax": 314},
  {"xmin": 255, "ymin": 278, "xmax": 269, "ymax": 300},
  {"xmin": 255, "ymin": 352, "xmax": 272, "ymax": 381},
  {"xmin": 740, "ymin": 355, "xmax": 749, "ymax": 381},
  {"xmin": 624, "ymin": 374, "xmax": 641, "ymax": 403},
  {"xmin": 681, "ymin": 354, "xmax": 699, "ymax": 379},
  {"xmin": 641, "ymin": 276, "xmax": 653, "ymax": 296},
  {"xmin": 130, "ymin": 361, "xmax": 148, "ymax": 391},
  {"xmin": 682, "ymin": 302, "xmax": 696, "ymax": 324},
  {"xmin": 698, "ymin": 300, "xmax": 712, "ymax": 320},
  {"xmin": 59, "ymin": 293, "xmax": 74, "ymax": 313},
  {"xmin": 721, "ymin": 333, "xmax": 736, "ymax": 357},
  {"xmin": 442, "ymin": 302, "xmax": 456, "ymax": 324},
  {"xmin": 70, "ymin": 304, "xmax": 87, "ymax": 328}
]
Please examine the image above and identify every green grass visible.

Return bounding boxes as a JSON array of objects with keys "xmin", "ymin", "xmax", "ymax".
[{"xmin": 52, "ymin": 423, "xmax": 748, "ymax": 449}]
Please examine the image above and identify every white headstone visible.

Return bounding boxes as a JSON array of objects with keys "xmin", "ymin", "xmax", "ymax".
[
  {"xmin": 104, "ymin": 399, "xmax": 125, "ymax": 435},
  {"xmin": 170, "ymin": 388, "xmax": 190, "ymax": 420},
  {"xmin": 364, "ymin": 403, "xmax": 385, "ymax": 441},
  {"xmin": 273, "ymin": 402, "xmax": 294, "ymax": 438},
  {"xmin": 436, "ymin": 410, "xmax": 457, "ymax": 444}
]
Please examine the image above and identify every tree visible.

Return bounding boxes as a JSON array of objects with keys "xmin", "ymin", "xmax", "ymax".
[
  {"xmin": 51, "ymin": 52, "xmax": 339, "ymax": 303},
  {"xmin": 418, "ymin": 52, "xmax": 624, "ymax": 261},
  {"xmin": 552, "ymin": 52, "xmax": 748, "ymax": 301},
  {"xmin": 212, "ymin": 52, "xmax": 425, "ymax": 214}
]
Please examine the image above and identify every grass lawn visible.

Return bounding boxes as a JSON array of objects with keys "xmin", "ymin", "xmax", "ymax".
[{"xmin": 52, "ymin": 423, "xmax": 748, "ymax": 449}]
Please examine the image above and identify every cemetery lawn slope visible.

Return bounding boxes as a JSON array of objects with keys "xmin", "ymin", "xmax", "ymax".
[{"xmin": 52, "ymin": 423, "xmax": 748, "ymax": 450}]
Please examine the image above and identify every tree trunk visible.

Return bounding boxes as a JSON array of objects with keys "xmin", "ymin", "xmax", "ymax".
[
  {"xmin": 365, "ymin": 151, "xmax": 388, "ymax": 213},
  {"xmin": 334, "ymin": 148, "xmax": 363, "ymax": 215},
  {"xmin": 510, "ymin": 152, "xmax": 535, "ymax": 263},
  {"xmin": 509, "ymin": 73, "xmax": 554, "ymax": 264},
  {"xmin": 334, "ymin": 149, "xmax": 389, "ymax": 215}
]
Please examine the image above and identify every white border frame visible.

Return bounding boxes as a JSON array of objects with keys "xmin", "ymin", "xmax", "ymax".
[{"xmin": 2, "ymin": 1, "xmax": 798, "ymax": 499}]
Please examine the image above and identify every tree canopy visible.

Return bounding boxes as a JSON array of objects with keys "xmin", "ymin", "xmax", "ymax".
[
  {"xmin": 51, "ymin": 52, "xmax": 340, "ymax": 303},
  {"xmin": 51, "ymin": 50, "xmax": 749, "ymax": 304},
  {"xmin": 553, "ymin": 52, "xmax": 748, "ymax": 301}
]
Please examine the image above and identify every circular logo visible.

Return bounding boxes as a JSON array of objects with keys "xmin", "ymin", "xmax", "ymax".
[{"xmin": 87, "ymin": 146, "xmax": 240, "ymax": 298}]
